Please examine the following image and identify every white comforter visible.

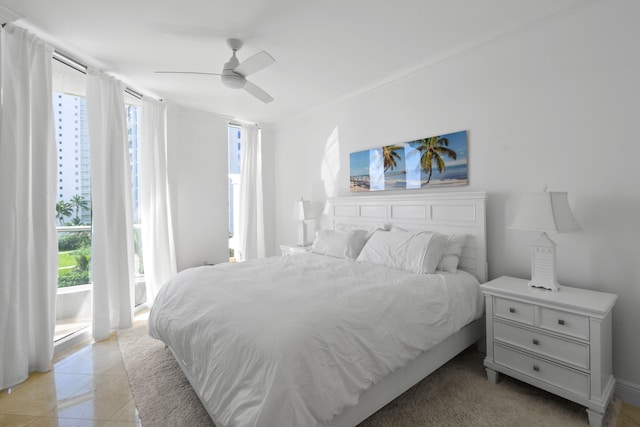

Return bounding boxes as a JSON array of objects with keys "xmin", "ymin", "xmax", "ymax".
[{"xmin": 148, "ymin": 253, "xmax": 482, "ymax": 427}]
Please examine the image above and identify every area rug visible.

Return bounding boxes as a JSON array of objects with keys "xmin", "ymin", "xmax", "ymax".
[{"xmin": 118, "ymin": 324, "xmax": 620, "ymax": 427}]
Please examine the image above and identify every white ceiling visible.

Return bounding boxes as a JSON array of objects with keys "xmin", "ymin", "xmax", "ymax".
[{"xmin": 1, "ymin": 0, "xmax": 593, "ymax": 125}]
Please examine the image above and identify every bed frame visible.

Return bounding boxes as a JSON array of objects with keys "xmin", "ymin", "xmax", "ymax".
[
  {"xmin": 168, "ymin": 191, "xmax": 487, "ymax": 426},
  {"xmin": 327, "ymin": 191, "xmax": 487, "ymax": 426}
]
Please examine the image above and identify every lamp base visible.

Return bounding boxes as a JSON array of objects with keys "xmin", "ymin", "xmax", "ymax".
[
  {"xmin": 529, "ymin": 232, "xmax": 561, "ymax": 292},
  {"xmin": 297, "ymin": 221, "xmax": 310, "ymax": 246}
]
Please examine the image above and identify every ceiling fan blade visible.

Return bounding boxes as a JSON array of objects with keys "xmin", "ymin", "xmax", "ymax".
[
  {"xmin": 234, "ymin": 51, "xmax": 275, "ymax": 77},
  {"xmin": 244, "ymin": 80, "xmax": 274, "ymax": 104},
  {"xmin": 154, "ymin": 71, "xmax": 222, "ymax": 76}
]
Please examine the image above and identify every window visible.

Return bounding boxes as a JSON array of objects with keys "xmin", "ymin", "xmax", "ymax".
[
  {"xmin": 125, "ymin": 100, "xmax": 144, "ymax": 279},
  {"xmin": 52, "ymin": 59, "xmax": 91, "ymax": 341},
  {"xmin": 228, "ymin": 125, "xmax": 241, "ymax": 261},
  {"xmin": 52, "ymin": 58, "xmax": 146, "ymax": 342}
]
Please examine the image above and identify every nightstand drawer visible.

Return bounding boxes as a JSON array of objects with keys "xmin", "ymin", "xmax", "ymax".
[
  {"xmin": 493, "ymin": 320, "xmax": 589, "ymax": 369},
  {"xmin": 539, "ymin": 307, "xmax": 589, "ymax": 340},
  {"xmin": 494, "ymin": 297, "xmax": 534, "ymax": 325},
  {"xmin": 494, "ymin": 344, "xmax": 590, "ymax": 398}
]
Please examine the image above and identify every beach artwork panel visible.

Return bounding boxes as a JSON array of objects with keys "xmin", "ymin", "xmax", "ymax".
[{"xmin": 349, "ymin": 130, "xmax": 468, "ymax": 192}]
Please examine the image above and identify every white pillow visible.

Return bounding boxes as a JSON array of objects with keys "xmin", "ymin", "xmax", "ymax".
[
  {"xmin": 389, "ymin": 227, "xmax": 466, "ymax": 273},
  {"xmin": 311, "ymin": 229, "xmax": 369, "ymax": 260},
  {"xmin": 335, "ymin": 222, "xmax": 387, "ymax": 239},
  {"xmin": 356, "ymin": 229, "xmax": 446, "ymax": 274},
  {"xmin": 437, "ymin": 234, "xmax": 467, "ymax": 273},
  {"xmin": 406, "ymin": 231, "xmax": 447, "ymax": 274}
]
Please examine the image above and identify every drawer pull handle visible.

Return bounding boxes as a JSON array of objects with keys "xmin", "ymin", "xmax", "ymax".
[
  {"xmin": 533, "ymin": 365, "xmax": 540, "ymax": 372},
  {"xmin": 532, "ymin": 339, "xmax": 539, "ymax": 345},
  {"xmin": 509, "ymin": 308, "xmax": 516, "ymax": 313},
  {"xmin": 558, "ymin": 319, "xmax": 565, "ymax": 326}
]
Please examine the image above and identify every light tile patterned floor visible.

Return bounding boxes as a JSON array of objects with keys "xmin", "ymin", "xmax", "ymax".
[
  {"xmin": 0, "ymin": 324, "xmax": 142, "ymax": 427},
  {"xmin": 618, "ymin": 401, "xmax": 640, "ymax": 427}
]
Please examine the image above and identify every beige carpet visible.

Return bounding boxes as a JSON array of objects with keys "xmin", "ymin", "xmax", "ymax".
[{"xmin": 118, "ymin": 324, "xmax": 620, "ymax": 427}]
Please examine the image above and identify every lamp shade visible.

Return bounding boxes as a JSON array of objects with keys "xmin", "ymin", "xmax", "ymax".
[
  {"xmin": 292, "ymin": 199, "xmax": 314, "ymax": 221},
  {"xmin": 509, "ymin": 191, "xmax": 581, "ymax": 233}
]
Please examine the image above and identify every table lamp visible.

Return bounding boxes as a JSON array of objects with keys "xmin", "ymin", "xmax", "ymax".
[
  {"xmin": 292, "ymin": 198, "xmax": 314, "ymax": 246},
  {"xmin": 509, "ymin": 188, "xmax": 581, "ymax": 291}
]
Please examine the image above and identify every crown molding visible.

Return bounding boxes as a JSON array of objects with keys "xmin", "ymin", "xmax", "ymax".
[
  {"xmin": 0, "ymin": 5, "xmax": 23, "ymax": 24},
  {"xmin": 278, "ymin": 0, "xmax": 603, "ymax": 129}
]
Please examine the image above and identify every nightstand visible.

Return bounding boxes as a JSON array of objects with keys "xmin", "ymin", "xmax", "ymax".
[
  {"xmin": 481, "ymin": 276, "xmax": 617, "ymax": 427},
  {"xmin": 280, "ymin": 243, "xmax": 312, "ymax": 256}
]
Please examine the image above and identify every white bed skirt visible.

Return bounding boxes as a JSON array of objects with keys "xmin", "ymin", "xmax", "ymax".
[{"xmin": 167, "ymin": 317, "xmax": 484, "ymax": 427}]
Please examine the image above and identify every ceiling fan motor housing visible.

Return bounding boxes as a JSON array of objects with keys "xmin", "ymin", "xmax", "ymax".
[{"xmin": 221, "ymin": 52, "xmax": 245, "ymax": 89}]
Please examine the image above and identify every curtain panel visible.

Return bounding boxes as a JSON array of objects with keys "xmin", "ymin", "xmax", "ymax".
[
  {"xmin": 238, "ymin": 124, "xmax": 265, "ymax": 261},
  {"xmin": 87, "ymin": 70, "xmax": 135, "ymax": 340},
  {"xmin": 140, "ymin": 97, "xmax": 176, "ymax": 306},
  {"xmin": 0, "ymin": 24, "xmax": 57, "ymax": 390}
]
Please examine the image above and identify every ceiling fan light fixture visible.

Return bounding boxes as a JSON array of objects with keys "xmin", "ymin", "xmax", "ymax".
[{"xmin": 221, "ymin": 73, "xmax": 246, "ymax": 89}]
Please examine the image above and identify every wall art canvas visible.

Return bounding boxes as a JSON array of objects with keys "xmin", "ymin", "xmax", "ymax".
[{"xmin": 349, "ymin": 130, "xmax": 468, "ymax": 192}]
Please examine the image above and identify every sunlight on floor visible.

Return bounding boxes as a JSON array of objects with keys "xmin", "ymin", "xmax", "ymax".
[{"xmin": 0, "ymin": 312, "xmax": 149, "ymax": 426}]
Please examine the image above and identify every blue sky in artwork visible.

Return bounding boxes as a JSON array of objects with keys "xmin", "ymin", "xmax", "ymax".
[
  {"xmin": 438, "ymin": 130, "xmax": 467, "ymax": 166},
  {"xmin": 350, "ymin": 150, "xmax": 371, "ymax": 176}
]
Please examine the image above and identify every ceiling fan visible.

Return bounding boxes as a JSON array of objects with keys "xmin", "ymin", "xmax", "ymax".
[{"xmin": 155, "ymin": 38, "xmax": 275, "ymax": 103}]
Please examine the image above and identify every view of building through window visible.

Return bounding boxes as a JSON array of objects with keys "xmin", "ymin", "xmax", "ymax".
[
  {"xmin": 54, "ymin": 93, "xmax": 91, "ymax": 224},
  {"xmin": 127, "ymin": 104, "xmax": 144, "ymax": 277}
]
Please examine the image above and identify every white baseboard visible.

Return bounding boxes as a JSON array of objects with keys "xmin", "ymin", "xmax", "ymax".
[{"xmin": 616, "ymin": 379, "xmax": 640, "ymax": 407}]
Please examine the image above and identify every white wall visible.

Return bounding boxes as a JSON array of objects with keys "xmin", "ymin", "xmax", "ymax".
[
  {"xmin": 272, "ymin": 0, "xmax": 640, "ymax": 397},
  {"xmin": 164, "ymin": 107, "xmax": 276, "ymax": 269},
  {"xmin": 166, "ymin": 105, "xmax": 230, "ymax": 270}
]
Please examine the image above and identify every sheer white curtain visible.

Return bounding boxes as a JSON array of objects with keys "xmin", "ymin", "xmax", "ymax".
[
  {"xmin": 140, "ymin": 97, "xmax": 176, "ymax": 306},
  {"xmin": 0, "ymin": 24, "xmax": 57, "ymax": 389},
  {"xmin": 87, "ymin": 69, "xmax": 134, "ymax": 340},
  {"xmin": 238, "ymin": 124, "xmax": 265, "ymax": 261}
]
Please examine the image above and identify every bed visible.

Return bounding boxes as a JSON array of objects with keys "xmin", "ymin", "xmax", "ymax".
[{"xmin": 148, "ymin": 191, "xmax": 488, "ymax": 427}]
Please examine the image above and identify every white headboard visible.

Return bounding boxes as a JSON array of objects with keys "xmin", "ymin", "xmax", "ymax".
[{"xmin": 328, "ymin": 191, "xmax": 488, "ymax": 283}]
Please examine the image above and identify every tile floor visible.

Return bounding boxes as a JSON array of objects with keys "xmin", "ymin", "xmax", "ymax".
[
  {"xmin": 0, "ymin": 321, "xmax": 142, "ymax": 427},
  {"xmin": 619, "ymin": 402, "xmax": 640, "ymax": 427}
]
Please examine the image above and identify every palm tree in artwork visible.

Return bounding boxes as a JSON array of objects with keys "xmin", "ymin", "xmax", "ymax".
[
  {"xmin": 416, "ymin": 136, "xmax": 457, "ymax": 184},
  {"xmin": 382, "ymin": 145, "xmax": 403, "ymax": 171},
  {"xmin": 56, "ymin": 201, "xmax": 73, "ymax": 226},
  {"xmin": 69, "ymin": 194, "xmax": 89, "ymax": 221}
]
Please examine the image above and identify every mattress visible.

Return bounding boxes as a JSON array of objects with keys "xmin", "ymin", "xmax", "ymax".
[{"xmin": 148, "ymin": 252, "xmax": 483, "ymax": 427}]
